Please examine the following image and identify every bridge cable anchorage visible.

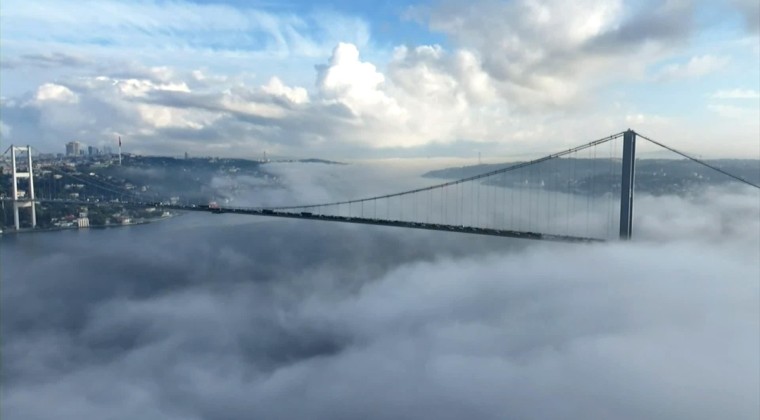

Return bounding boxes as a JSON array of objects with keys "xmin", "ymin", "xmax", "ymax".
[
  {"xmin": 262, "ymin": 132, "xmax": 626, "ymax": 212},
  {"xmin": 636, "ymin": 132, "xmax": 760, "ymax": 189}
]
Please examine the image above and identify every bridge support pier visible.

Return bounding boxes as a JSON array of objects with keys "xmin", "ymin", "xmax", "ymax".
[
  {"xmin": 10, "ymin": 145, "xmax": 36, "ymax": 230},
  {"xmin": 619, "ymin": 130, "xmax": 636, "ymax": 240}
]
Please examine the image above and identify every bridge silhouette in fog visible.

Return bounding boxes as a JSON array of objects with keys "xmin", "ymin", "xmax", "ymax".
[{"xmin": 5, "ymin": 130, "xmax": 759, "ymax": 242}]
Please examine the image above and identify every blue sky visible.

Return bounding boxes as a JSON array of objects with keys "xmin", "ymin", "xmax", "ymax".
[{"xmin": 1, "ymin": 0, "xmax": 758, "ymax": 158}]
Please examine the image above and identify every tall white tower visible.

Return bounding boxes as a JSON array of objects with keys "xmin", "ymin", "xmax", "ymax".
[{"xmin": 11, "ymin": 145, "xmax": 36, "ymax": 230}]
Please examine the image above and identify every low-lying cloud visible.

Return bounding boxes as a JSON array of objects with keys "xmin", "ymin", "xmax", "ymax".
[{"xmin": 2, "ymin": 160, "xmax": 758, "ymax": 419}]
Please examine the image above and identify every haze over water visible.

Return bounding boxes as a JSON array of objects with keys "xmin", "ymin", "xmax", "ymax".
[{"xmin": 3, "ymin": 158, "xmax": 759, "ymax": 419}]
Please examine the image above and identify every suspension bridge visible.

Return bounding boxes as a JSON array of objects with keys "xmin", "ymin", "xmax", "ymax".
[{"xmin": 3, "ymin": 129, "xmax": 758, "ymax": 242}]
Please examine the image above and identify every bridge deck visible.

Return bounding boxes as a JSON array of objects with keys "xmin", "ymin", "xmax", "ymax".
[{"xmin": 165, "ymin": 204, "xmax": 605, "ymax": 243}]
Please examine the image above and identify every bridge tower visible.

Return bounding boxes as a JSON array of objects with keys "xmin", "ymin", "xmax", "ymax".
[
  {"xmin": 619, "ymin": 130, "xmax": 636, "ymax": 240},
  {"xmin": 10, "ymin": 145, "xmax": 36, "ymax": 230}
]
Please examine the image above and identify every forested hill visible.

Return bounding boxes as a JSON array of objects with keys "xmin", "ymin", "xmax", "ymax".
[{"xmin": 423, "ymin": 159, "xmax": 760, "ymax": 196}]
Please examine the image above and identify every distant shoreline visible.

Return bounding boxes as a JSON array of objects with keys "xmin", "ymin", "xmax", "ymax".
[{"xmin": 0, "ymin": 213, "xmax": 179, "ymax": 236}]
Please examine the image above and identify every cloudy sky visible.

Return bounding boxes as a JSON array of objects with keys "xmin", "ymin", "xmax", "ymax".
[{"xmin": 1, "ymin": 0, "xmax": 758, "ymax": 158}]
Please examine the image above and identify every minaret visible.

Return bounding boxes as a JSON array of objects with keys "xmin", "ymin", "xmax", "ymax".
[{"xmin": 118, "ymin": 136, "xmax": 122, "ymax": 165}]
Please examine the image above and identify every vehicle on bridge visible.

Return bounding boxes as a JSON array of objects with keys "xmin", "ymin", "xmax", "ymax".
[{"xmin": 208, "ymin": 201, "xmax": 222, "ymax": 213}]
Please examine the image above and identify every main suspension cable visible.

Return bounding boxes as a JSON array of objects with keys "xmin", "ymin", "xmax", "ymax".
[
  {"xmin": 266, "ymin": 132, "xmax": 626, "ymax": 211},
  {"xmin": 636, "ymin": 132, "xmax": 760, "ymax": 189}
]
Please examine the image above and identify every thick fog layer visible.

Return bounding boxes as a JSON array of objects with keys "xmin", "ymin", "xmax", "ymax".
[{"xmin": 2, "ymin": 160, "xmax": 758, "ymax": 420}]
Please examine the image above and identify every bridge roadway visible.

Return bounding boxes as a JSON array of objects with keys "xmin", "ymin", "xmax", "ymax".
[
  {"xmin": 165, "ymin": 203, "xmax": 604, "ymax": 243},
  {"xmin": 2, "ymin": 198, "xmax": 604, "ymax": 243}
]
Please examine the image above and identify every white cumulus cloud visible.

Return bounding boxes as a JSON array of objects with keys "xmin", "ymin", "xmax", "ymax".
[
  {"xmin": 316, "ymin": 43, "xmax": 405, "ymax": 120},
  {"xmin": 33, "ymin": 83, "xmax": 79, "ymax": 104},
  {"xmin": 261, "ymin": 77, "xmax": 309, "ymax": 105}
]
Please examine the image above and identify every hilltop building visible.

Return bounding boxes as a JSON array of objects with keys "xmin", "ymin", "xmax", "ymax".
[{"xmin": 65, "ymin": 141, "xmax": 81, "ymax": 157}]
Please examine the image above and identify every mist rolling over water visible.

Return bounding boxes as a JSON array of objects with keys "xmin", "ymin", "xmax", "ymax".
[{"xmin": 2, "ymin": 160, "xmax": 758, "ymax": 420}]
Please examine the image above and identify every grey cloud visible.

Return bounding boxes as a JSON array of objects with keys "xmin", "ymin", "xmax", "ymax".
[
  {"xmin": 729, "ymin": 0, "xmax": 760, "ymax": 32},
  {"xmin": 415, "ymin": 0, "xmax": 705, "ymax": 111},
  {"xmin": 0, "ymin": 85, "xmax": 140, "ymax": 149},
  {"xmin": 139, "ymin": 84, "xmax": 311, "ymax": 115},
  {"xmin": 587, "ymin": 1, "xmax": 695, "ymax": 53},
  {"xmin": 138, "ymin": 90, "xmax": 222, "ymax": 110},
  {"xmin": 0, "ymin": 53, "xmax": 91, "ymax": 70},
  {"xmin": 83, "ymin": 79, "xmax": 366, "ymax": 156}
]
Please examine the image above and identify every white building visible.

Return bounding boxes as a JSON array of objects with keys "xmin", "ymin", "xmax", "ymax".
[{"xmin": 66, "ymin": 141, "xmax": 81, "ymax": 157}]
